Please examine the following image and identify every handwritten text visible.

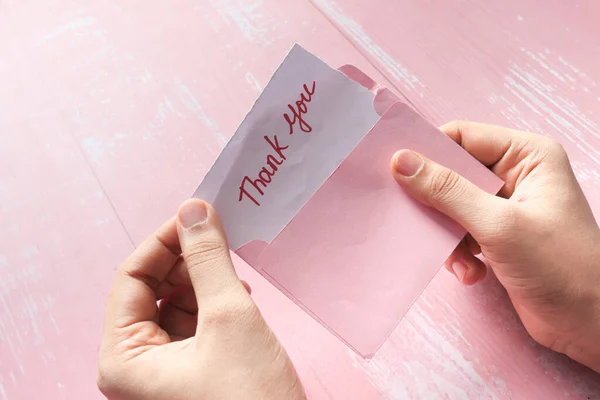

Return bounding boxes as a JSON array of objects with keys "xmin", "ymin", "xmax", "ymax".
[
  {"xmin": 283, "ymin": 81, "xmax": 316, "ymax": 135},
  {"xmin": 239, "ymin": 81, "xmax": 317, "ymax": 206}
]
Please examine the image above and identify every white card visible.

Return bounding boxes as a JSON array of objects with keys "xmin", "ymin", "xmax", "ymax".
[{"xmin": 193, "ymin": 44, "xmax": 380, "ymax": 250}]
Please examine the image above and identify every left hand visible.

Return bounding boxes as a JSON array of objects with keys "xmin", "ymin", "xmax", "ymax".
[{"xmin": 97, "ymin": 199, "xmax": 305, "ymax": 400}]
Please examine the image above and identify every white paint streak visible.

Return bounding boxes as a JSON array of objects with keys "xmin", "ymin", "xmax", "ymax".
[
  {"xmin": 140, "ymin": 69, "xmax": 153, "ymax": 84},
  {"xmin": 209, "ymin": 0, "xmax": 273, "ymax": 45},
  {"xmin": 350, "ymin": 350, "xmax": 411, "ymax": 399},
  {"xmin": 83, "ymin": 137, "xmax": 114, "ymax": 164},
  {"xmin": 508, "ymin": 66, "xmax": 600, "ymax": 142},
  {"xmin": 571, "ymin": 160, "xmax": 600, "ymax": 184},
  {"xmin": 20, "ymin": 245, "xmax": 39, "ymax": 260},
  {"xmin": 350, "ymin": 301, "xmax": 504, "ymax": 399},
  {"xmin": 520, "ymin": 48, "xmax": 565, "ymax": 83},
  {"xmin": 245, "ymin": 72, "xmax": 263, "ymax": 92},
  {"xmin": 410, "ymin": 304, "xmax": 503, "ymax": 398},
  {"xmin": 175, "ymin": 81, "xmax": 226, "ymax": 143},
  {"xmin": 0, "ymin": 290, "xmax": 25, "ymax": 375},
  {"xmin": 22, "ymin": 294, "xmax": 43, "ymax": 345},
  {"xmin": 312, "ymin": 0, "xmax": 425, "ymax": 92},
  {"xmin": 502, "ymin": 49, "xmax": 600, "ymax": 187},
  {"xmin": 157, "ymin": 97, "xmax": 184, "ymax": 126},
  {"xmin": 38, "ymin": 16, "xmax": 97, "ymax": 46},
  {"xmin": 488, "ymin": 93, "xmax": 543, "ymax": 133}
]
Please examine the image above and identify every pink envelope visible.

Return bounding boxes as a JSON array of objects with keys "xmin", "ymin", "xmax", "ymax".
[{"xmin": 236, "ymin": 65, "xmax": 503, "ymax": 358}]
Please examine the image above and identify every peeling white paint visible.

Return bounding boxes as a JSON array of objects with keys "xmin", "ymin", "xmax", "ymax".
[
  {"xmin": 38, "ymin": 16, "xmax": 97, "ymax": 46},
  {"xmin": 209, "ymin": 0, "xmax": 273, "ymax": 45},
  {"xmin": 503, "ymin": 49, "xmax": 600, "ymax": 186},
  {"xmin": 83, "ymin": 137, "xmax": 114, "ymax": 164},
  {"xmin": 176, "ymin": 81, "xmax": 226, "ymax": 143},
  {"xmin": 312, "ymin": 0, "xmax": 425, "ymax": 91},
  {"xmin": 245, "ymin": 71, "xmax": 263, "ymax": 92},
  {"xmin": 22, "ymin": 294, "xmax": 43, "ymax": 345},
  {"xmin": 0, "ymin": 290, "xmax": 25, "ymax": 376},
  {"xmin": 349, "ymin": 301, "xmax": 506, "ymax": 398},
  {"xmin": 20, "ymin": 245, "xmax": 39, "ymax": 260},
  {"xmin": 157, "ymin": 97, "xmax": 184, "ymax": 126}
]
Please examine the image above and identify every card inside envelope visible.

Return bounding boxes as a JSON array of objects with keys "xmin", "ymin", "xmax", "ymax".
[{"xmin": 194, "ymin": 45, "xmax": 503, "ymax": 358}]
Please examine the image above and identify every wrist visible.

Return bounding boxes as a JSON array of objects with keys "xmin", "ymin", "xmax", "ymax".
[
  {"xmin": 568, "ymin": 241, "xmax": 600, "ymax": 372},
  {"xmin": 570, "ymin": 290, "xmax": 600, "ymax": 373},
  {"xmin": 585, "ymin": 261, "xmax": 600, "ymax": 372}
]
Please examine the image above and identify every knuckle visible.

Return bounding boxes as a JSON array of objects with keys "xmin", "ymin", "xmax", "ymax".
[
  {"xmin": 485, "ymin": 204, "xmax": 522, "ymax": 243},
  {"xmin": 427, "ymin": 168, "xmax": 463, "ymax": 205},
  {"xmin": 539, "ymin": 137, "xmax": 569, "ymax": 160},
  {"xmin": 124, "ymin": 267, "xmax": 161, "ymax": 291},
  {"xmin": 496, "ymin": 205, "xmax": 519, "ymax": 230},
  {"xmin": 547, "ymin": 138, "xmax": 565, "ymax": 152},
  {"xmin": 203, "ymin": 296, "xmax": 257, "ymax": 326},
  {"xmin": 186, "ymin": 234, "xmax": 229, "ymax": 265}
]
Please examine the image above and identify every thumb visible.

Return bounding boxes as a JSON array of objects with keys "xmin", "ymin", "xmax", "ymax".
[
  {"xmin": 391, "ymin": 150, "xmax": 505, "ymax": 237},
  {"xmin": 176, "ymin": 198, "xmax": 245, "ymax": 305}
]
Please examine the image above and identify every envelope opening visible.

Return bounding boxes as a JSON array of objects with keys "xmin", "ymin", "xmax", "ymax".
[{"xmin": 234, "ymin": 102, "xmax": 502, "ymax": 358}]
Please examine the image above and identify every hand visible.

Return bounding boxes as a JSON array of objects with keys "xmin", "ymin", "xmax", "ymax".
[
  {"xmin": 97, "ymin": 199, "xmax": 305, "ymax": 399},
  {"xmin": 391, "ymin": 121, "xmax": 600, "ymax": 372}
]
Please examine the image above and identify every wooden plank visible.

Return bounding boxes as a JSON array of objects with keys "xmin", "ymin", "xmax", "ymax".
[{"xmin": 0, "ymin": 113, "xmax": 134, "ymax": 398}]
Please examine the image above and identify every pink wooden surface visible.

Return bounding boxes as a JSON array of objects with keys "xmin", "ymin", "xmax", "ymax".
[{"xmin": 1, "ymin": 1, "xmax": 599, "ymax": 399}]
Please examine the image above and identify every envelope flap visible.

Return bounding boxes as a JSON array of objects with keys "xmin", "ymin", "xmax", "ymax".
[
  {"xmin": 337, "ymin": 64, "xmax": 379, "ymax": 90},
  {"xmin": 337, "ymin": 64, "xmax": 401, "ymax": 115}
]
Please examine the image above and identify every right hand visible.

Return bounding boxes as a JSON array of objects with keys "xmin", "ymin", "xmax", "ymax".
[{"xmin": 391, "ymin": 121, "xmax": 600, "ymax": 372}]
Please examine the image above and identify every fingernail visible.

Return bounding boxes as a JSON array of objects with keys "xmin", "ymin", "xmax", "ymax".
[
  {"xmin": 393, "ymin": 150, "xmax": 424, "ymax": 177},
  {"xmin": 179, "ymin": 200, "xmax": 208, "ymax": 228},
  {"xmin": 451, "ymin": 261, "xmax": 468, "ymax": 282}
]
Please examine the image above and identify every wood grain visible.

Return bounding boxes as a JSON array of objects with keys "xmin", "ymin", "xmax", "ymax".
[{"xmin": 1, "ymin": 1, "xmax": 599, "ymax": 398}]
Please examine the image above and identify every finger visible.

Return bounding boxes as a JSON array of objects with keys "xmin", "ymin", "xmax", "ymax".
[
  {"xmin": 105, "ymin": 217, "xmax": 181, "ymax": 329},
  {"xmin": 439, "ymin": 121, "xmax": 553, "ymax": 198},
  {"xmin": 155, "ymin": 257, "xmax": 190, "ymax": 299},
  {"xmin": 465, "ymin": 233, "xmax": 481, "ymax": 255},
  {"xmin": 176, "ymin": 199, "xmax": 246, "ymax": 310},
  {"xmin": 444, "ymin": 241, "xmax": 487, "ymax": 286},
  {"xmin": 439, "ymin": 121, "xmax": 527, "ymax": 167},
  {"xmin": 391, "ymin": 149, "xmax": 507, "ymax": 238},
  {"xmin": 158, "ymin": 286, "xmax": 198, "ymax": 339},
  {"xmin": 165, "ymin": 284, "xmax": 199, "ymax": 315},
  {"xmin": 241, "ymin": 280, "xmax": 252, "ymax": 295}
]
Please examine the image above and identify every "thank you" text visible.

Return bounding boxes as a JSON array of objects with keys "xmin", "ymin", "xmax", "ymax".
[{"xmin": 238, "ymin": 82, "xmax": 316, "ymax": 207}]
